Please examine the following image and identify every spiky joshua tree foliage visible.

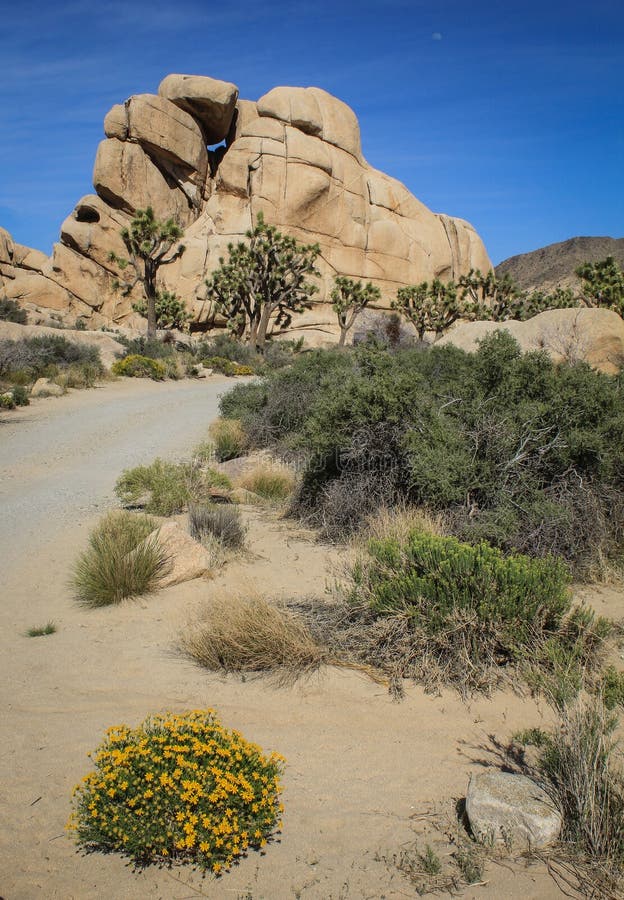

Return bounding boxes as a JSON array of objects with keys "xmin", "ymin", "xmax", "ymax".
[
  {"xmin": 205, "ymin": 212, "xmax": 320, "ymax": 351},
  {"xmin": 109, "ymin": 207, "xmax": 185, "ymax": 338},
  {"xmin": 331, "ymin": 276, "xmax": 381, "ymax": 346}
]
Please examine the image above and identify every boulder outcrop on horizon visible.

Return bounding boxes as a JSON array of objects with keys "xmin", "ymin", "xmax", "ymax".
[{"xmin": 0, "ymin": 74, "xmax": 492, "ymax": 338}]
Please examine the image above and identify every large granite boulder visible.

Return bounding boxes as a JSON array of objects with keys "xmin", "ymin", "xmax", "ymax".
[
  {"xmin": 158, "ymin": 74, "xmax": 238, "ymax": 145},
  {"xmin": 2, "ymin": 75, "xmax": 492, "ymax": 336},
  {"xmin": 438, "ymin": 307, "xmax": 624, "ymax": 374}
]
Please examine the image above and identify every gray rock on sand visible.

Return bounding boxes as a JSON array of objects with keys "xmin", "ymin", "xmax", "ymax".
[{"xmin": 465, "ymin": 770, "xmax": 561, "ymax": 849}]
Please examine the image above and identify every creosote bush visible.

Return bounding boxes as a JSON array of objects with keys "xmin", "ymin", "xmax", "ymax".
[
  {"xmin": 68, "ymin": 709, "xmax": 284, "ymax": 874},
  {"xmin": 115, "ymin": 459, "xmax": 231, "ymax": 516},
  {"xmin": 220, "ymin": 334, "xmax": 624, "ymax": 572},
  {"xmin": 71, "ymin": 511, "xmax": 171, "ymax": 607}
]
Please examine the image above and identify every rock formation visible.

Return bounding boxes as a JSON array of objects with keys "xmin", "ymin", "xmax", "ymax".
[
  {"xmin": 437, "ymin": 307, "xmax": 624, "ymax": 374},
  {"xmin": 0, "ymin": 74, "xmax": 491, "ymax": 339}
]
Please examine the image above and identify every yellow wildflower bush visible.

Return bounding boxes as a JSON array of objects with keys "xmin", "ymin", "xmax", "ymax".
[{"xmin": 68, "ymin": 709, "xmax": 284, "ymax": 873}]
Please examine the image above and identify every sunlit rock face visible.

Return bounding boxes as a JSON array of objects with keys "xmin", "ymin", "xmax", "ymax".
[{"xmin": 1, "ymin": 75, "xmax": 491, "ymax": 338}]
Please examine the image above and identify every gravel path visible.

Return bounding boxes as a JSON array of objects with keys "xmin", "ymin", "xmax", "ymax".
[{"xmin": 0, "ymin": 377, "xmax": 230, "ymax": 588}]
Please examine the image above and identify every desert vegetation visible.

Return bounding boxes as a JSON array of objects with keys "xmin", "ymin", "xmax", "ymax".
[
  {"xmin": 68, "ymin": 710, "xmax": 284, "ymax": 874},
  {"xmin": 70, "ymin": 511, "xmax": 171, "ymax": 607},
  {"xmin": 115, "ymin": 458, "xmax": 231, "ymax": 516},
  {"xmin": 0, "ymin": 333, "xmax": 105, "ymax": 399}
]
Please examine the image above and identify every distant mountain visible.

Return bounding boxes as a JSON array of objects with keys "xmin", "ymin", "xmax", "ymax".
[{"xmin": 496, "ymin": 236, "xmax": 624, "ymax": 294}]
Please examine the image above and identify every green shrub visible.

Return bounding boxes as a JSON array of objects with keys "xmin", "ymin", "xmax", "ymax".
[
  {"xmin": 208, "ymin": 418, "xmax": 247, "ymax": 461},
  {"xmin": 115, "ymin": 459, "xmax": 231, "ymax": 516},
  {"xmin": 0, "ymin": 298, "xmax": 27, "ymax": 324},
  {"xmin": 352, "ymin": 531, "xmax": 571, "ymax": 641},
  {"xmin": 197, "ymin": 333, "xmax": 258, "ymax": 366},
  {"xmin": 10, "ymin": 384, "xmax": 30, "ymax": 406},
  {"xmin": 189, "ymin": 503, "xmax": 246, "ymax": 549},
  {"xmin": 70, "ymin": 511, "xmax": 170, "ymax": 607},
  {"xmin": 68, "ymin": 709, "xmax": 284, "ymax": 873},
  {"xmin": 117, "ymin": 336, "xmax": 176, "ymax": 359},
  {"xmin": 326, "ymin": 529, "xmax": 575, "ymax": 693},
  {"xmin": 223, "ymin": 333, "xmax": 624, "ymax": 569},
  {"xmin": 600, "ymin": 666, "xmax": 624, "ymax": 711},
  {"xmin": 111, "ymin": 355, "xmax": 166, "ymax": 380},
  {"xmin": 0, "ymin": 392, "xmax": 15, "ymax": 409}
]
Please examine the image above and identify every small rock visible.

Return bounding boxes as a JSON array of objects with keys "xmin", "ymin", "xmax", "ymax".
[
  {"xmin": 153, "ymin": 521, "xmax": 211, "ymax": 587},
  {"xmin": 465, "ymin": 770, "xmax": 561, "ymax": 849},
  {"xmin": 30, "ymin": 378, "xmax": 64, "ymax": 398}
]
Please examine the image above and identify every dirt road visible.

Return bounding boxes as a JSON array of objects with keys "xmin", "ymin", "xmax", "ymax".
[{"xmin": 0, "ymin": 377, "xmax": 229, "ymax": 598}]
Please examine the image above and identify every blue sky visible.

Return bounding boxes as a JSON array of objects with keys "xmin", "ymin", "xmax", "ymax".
[{"xmin": 1, "ymin": 0, "xmax": 622, "ymax": 265}]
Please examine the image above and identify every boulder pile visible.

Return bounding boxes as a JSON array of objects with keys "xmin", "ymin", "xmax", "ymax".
[{"xmin": 0, "ymin": 74, "xmax": 491, "ymax": 340}]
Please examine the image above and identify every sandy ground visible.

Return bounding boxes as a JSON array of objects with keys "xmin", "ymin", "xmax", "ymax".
[{"xmin": 0, "ymin": 379, "xmax": 618, "ymax": 899}]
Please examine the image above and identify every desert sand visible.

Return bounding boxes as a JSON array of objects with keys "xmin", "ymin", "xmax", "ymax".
[{"xmin": 2, "ymin": 380, "xmax": 618, "ymax": 898}]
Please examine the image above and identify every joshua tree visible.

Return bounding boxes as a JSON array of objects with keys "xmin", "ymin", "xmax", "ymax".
[
  {"xmin": 576, "ymin": 256, "xmax": 624, "ymax": 314},
  {"xmin": 109, "ymin": 207, "xmax": 185, "ymax": 338},
  {"xmin": 331, "ymin": 276, "xmax": 381, "ymax": 346},
  {"xmin": 205, "ymin": 213, "xmax": 320, "ymax": 351},
  {"xmin": 393, "ymin": 278, "xmax": 469, "ymax": 341}
]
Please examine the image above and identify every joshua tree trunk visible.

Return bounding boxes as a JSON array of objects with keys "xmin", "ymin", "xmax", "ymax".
[{"xmin": 145, "ymin": 261, "xmax": 158, "ymax": 339}]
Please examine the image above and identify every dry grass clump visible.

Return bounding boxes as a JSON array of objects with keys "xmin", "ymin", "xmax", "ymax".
[
  {"xmin": 512, "ymin": 693, "xmax": 624, "ymax": 895},
  {"xmin": 238, "ymin": 462, "xmax": 296, "ymax": 503},
  {"xmin": 208, "ymin": 417, "xmax": 247, "ymax": 462},
  {"xmin": 182, "ymin": 595, "xmax": 329, "ymax": 683},
  {"xmin": 362, "ymin": 504, "xmax": 445, "ymax": 545},
  {"xmin": 71, "ymin": 511, "xmax": 171, "ymax": 607}
]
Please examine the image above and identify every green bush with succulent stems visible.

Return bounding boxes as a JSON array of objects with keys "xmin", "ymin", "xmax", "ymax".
[
  {"xmin": 352, "ymin": 530, "xmax": 571, "ymax": 644},
  {"xmin": 71, "ymin": 511, "xmax": 170, "ymax": 607},
  {"xmin": 111, "ymin": 355, "xmax": 167, "ymax": 380},
  {"xmin": 115, "ymin": 458, "xmax": 231, "ymax": 516}
]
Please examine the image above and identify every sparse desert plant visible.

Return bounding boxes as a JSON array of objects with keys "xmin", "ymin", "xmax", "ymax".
[
  {"xmin": 515, "ymin": 694, "xmax": 624, "ymax": 888},
  {"xmin": 68, "ymin": 709, "xmax": 284, "ymax": 873},
  {"xmin": 25, "ymin": 622, "xmax": 56, "ymax": 637},
  {"xmin": 71, "ymin": 511, "xmax": 171, "ymax": 607},
  {"xmin": 182, "ymin": 595, "xmax": 328, "ymax": 681},
  {"xmin": 189, "ymin": 503, "xmax": 246, "ymax": 550},
  {"xmin": 111, "ymin": 354, "xmax": 166, "ymax": 380},
  {"xmin": 209, "ymin": 418, "xmax": 247, "ymax": 461},
  {"xmin": 238, "ymin": 463, "xmax": 295, "ymax": 502},
  {"xmin": 115, "ymin": 459, "xmax": 231, "ymax": 516}
]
